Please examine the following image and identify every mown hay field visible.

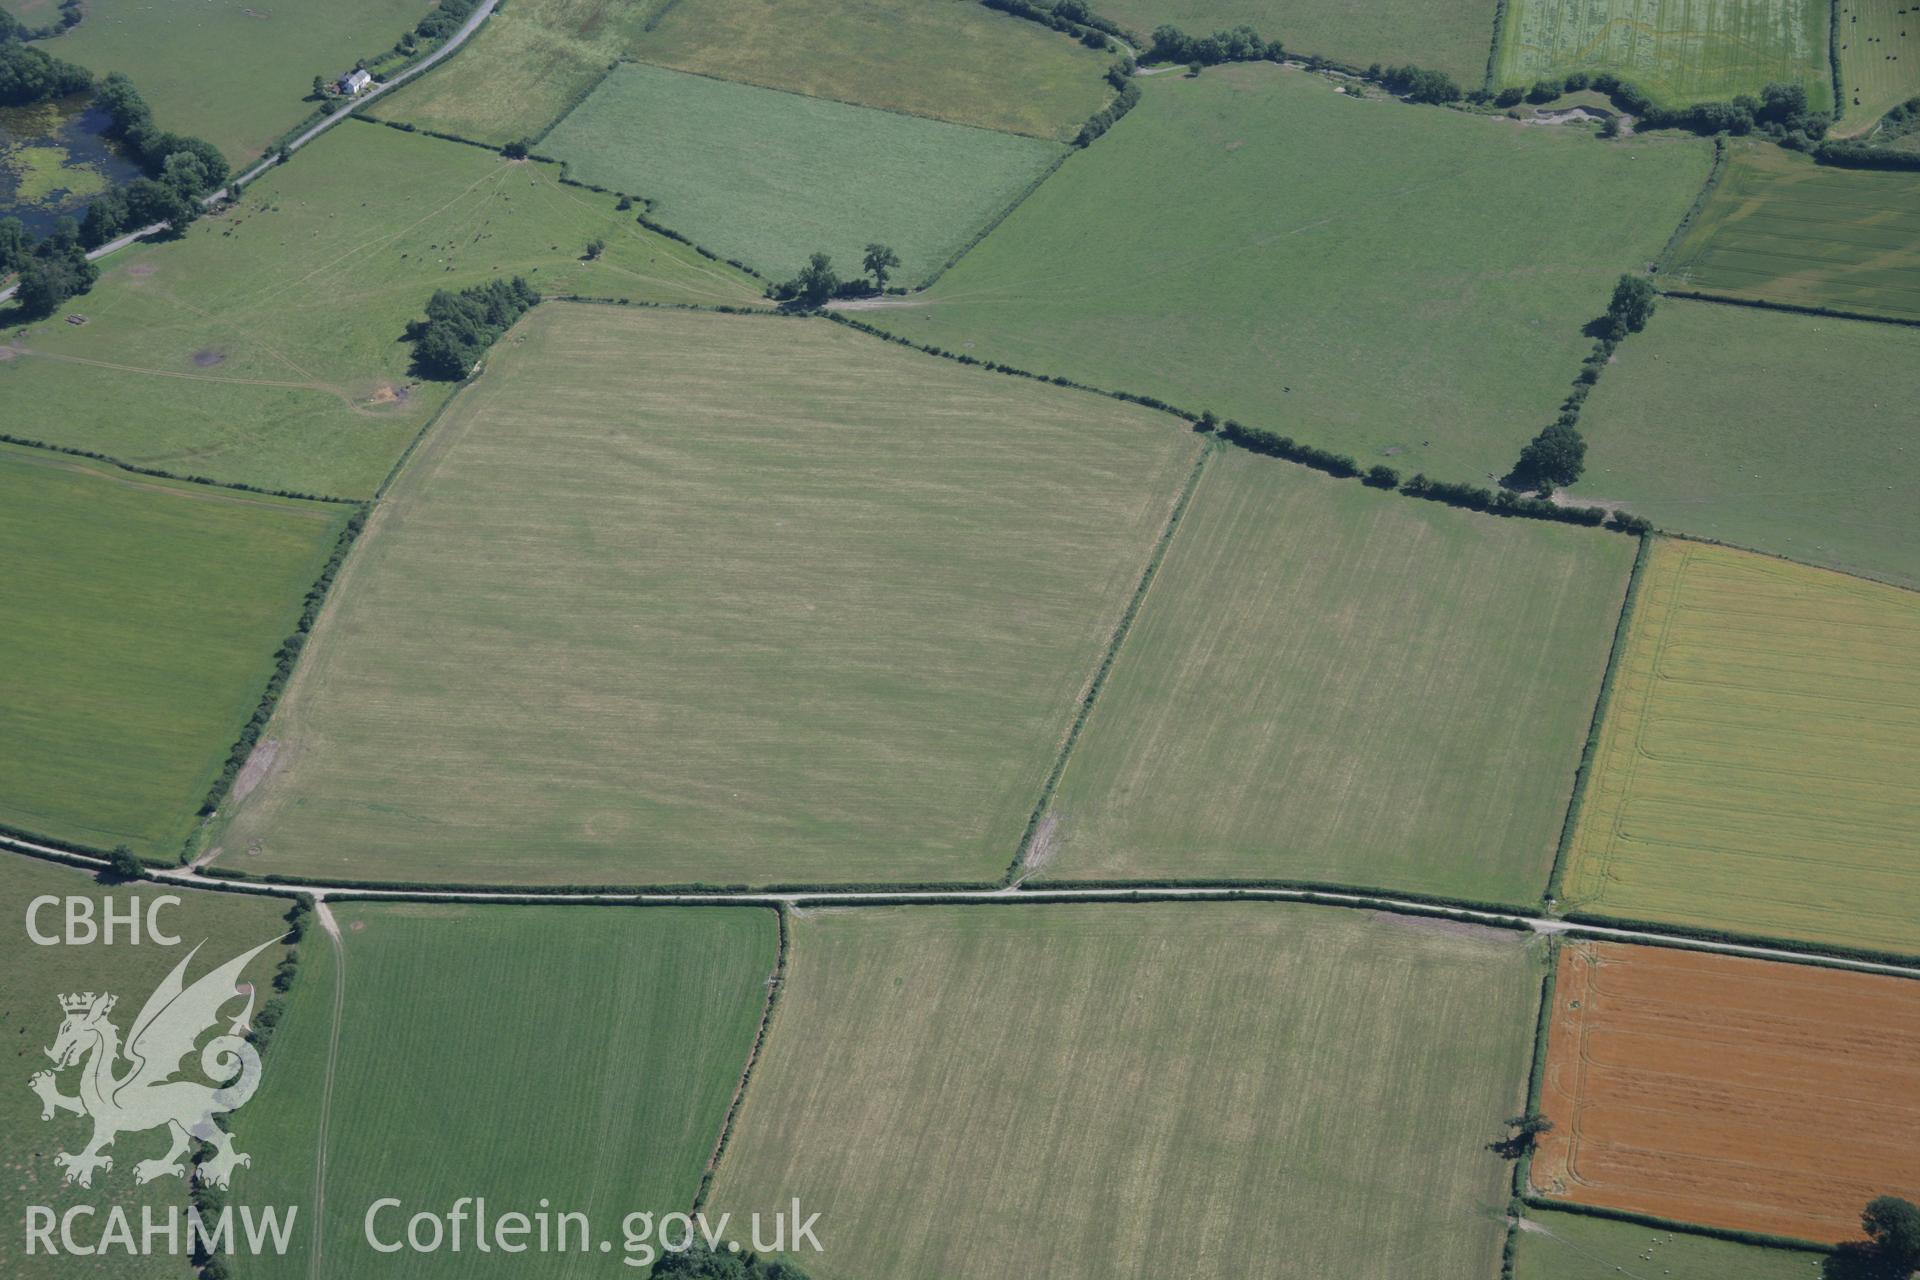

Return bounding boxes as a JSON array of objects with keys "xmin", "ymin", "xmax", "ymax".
[
  {"xmin": 1514, "ymin": 1207, "xmax": 1826, "ymax": 1279},
  {"xmin": 1666, "ymin": 143, "xmax": 1920, "ymax": 320},
  {"xmin": 0, "ymin": 444, "xmax": 348, "ymax": 857},
  {"xmin": 860, "ymin": 64, "xmax": 1710, "ymax": 488},
  {"xmin": 0, "ymin": 858, "xmax": 292, "ymax": 1280},
  {"xmin": 1493, "ymin": 0, "xmax": 1833, "ymax": 110},
  {"xmin": 1533, "ymin": 941, "xmax": 1920, "ymax": 1241},
  {"xmin": 631, "ymin": 0, "xmax": 1118, "ymax": 141},
  {"xmin": 1569, "ymin": 301, "xmax": 1920, "ymax": 588},
  {"xmin": 540, "ymin": 62, "xmax": 1065, "ymax": 285},
  {"xmin": 712, "ymin": 903, "xmax": 1541, "ymax": 1280},
  {"xmin": 371, "ymin": 0, "xmax": 675, "ymax": 146},
  {"xmin": 1096, "ymin": 0, "xmax": 1502, "ymax": 84},
  {"xmin": 234, "ymin": 903, "xmax": 776, "ymax": 1278},
  {"xmin": 215, "ymin": 305, "xmax": 1200, "ymax": 887},
  {"xmin": 46, "ymin": 0, "xmax": 435, "ymax": 163},
  {"xmin": 1042, "ymin": 447, "xmax": 1634, "ymax": 904},
  {"xmin": 1560, "ymin": 540, "xmax": 1920, "ymax": 952},
  {"xmin": 1835, "ymin": 0, "xmax": 1920, "ymax": 134},
  {"xmin": 0, "ymin": 123, "xmax": 757, "ymax": 498}
]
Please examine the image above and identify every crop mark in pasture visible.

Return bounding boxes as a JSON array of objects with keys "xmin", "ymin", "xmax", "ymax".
[{"xmin": 1534, "ymin": 940, "xmax": 1920, "ymax": 1241}]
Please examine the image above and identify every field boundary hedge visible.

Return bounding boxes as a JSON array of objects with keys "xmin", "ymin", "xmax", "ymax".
[
  {"xmin": 192, "ymin": 505, "xmax": 368, "ymax": 850},
  {"xmin": 9, "ymin": 830, "xmax": 1920, "ymax": 975},
  {"xmin": 0, "ymin": 432, "xmax": 361, "ymax": 504},
  {"xmin": 1658, "ymin": 286, "xmax": 1920, "ymax": 330},
  {"xmin": 351, "ymin": 116, "xmax": 769, "ymax": 279},
  {"xmin": 1829, "ymin": 0, "xmax": 1845, "ymax": 129},
  {"xmin": 1559, "ymin": 909, "xmax": 1920, "ymax": 970},
  {"xmin": 1652, "ymin": 135, "xmax": 1727, "ymax": 273},
  {"xmin": 918, "ymin": 144, "xmax": 1073, "ymax": 288},
  {"xmin": 1004, "ymin": 445, "xmax": 1212, "ymax": 883},
  {"xmin": 529, "ymin": 57, "xmax": 623, "ymax": 148},
  {"xmin": 1482, "ymin": 0, "xmax": 1511, "ymax": 94},
  {"xmin": 820, "ymin": 310, "xmax": 1647, "ymax": 538},
  {"xmin": 691, "ymin": 904, "xmax": 787, "ymax": 1212},
  {"xmin": 1513, "ymin": 938, "xmax": 1560, "ymax": 1197},
  {"xmin": 1817, "ymin": 138, "xmax": 1920, "ymax": 169},
  {"xmin": 1544, "ymin": 533, "xmax": 1649, "ymax": 905},
  {"xmin": 1520, "ymin": 1196, "xmax": 1833, "ymax": 1255}
]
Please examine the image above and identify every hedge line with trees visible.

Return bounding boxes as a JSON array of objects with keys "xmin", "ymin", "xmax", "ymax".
[
  {"xmin": 200, "ymin": 509, "xmax": 369, "ymax": 825},
  {"xmin": 1816, "ymin": 137, "xmax": 1920, "ymax": 170},
  {"xmin": 980, "ymin": 0, "xmax": 1129, "ymax": 50},
  {"xmin": 1504, "ymin": 273, "xmax": 1659, "ymax": 495},
  {"xmin": 0, "ymin": 0, "xmax": 82, "ymax": 42},
  {"xmin": 1076, "ymin": 62, "xmax": 1139, "ymax": 145},
  {"xmin": 819, "ymin": 310, "xmax": 1653, "ymax": 534},
  {"xmin": 766, "ymin": 245, "xmax": 901, "ymax": 307},
  {"xmin": 1493, "ymin": 72, "xmax": 1832, "ymax": 147},
  {"xmin": 405, "ymin": 276, "xmax": 540, "ymax": 378},
  {"xmin": 1143, "ymin": 23, "xmax": 1283, "ymax": 67}
]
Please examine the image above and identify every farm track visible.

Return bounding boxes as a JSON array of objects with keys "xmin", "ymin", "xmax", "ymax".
[{"xmin": 6, "ymin": 830, "xmax": 1919, "ymax": 981}]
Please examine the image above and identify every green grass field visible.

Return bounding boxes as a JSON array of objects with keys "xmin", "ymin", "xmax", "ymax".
[
  {"xmin": 1097, "ymin": 0, "xmax": 1501, "ymax": 84},
  {"xmin": 1569, "ymin": 298, "xmax": 1920, "ymax": 587},
  {"xmin": 232, "ymin": 901, "xmax": 775, "ymax": 1277},
  {"xmin": 1560, "ymin": 538, "xmax": 1920, "ymax": 953},
  {"xmin": 1666, "ymin": 142, "xmax": 1920, "ymax": 320},
  {"xmin": 0, "ymin": 123, "xmax": 758, "ymax": 498},
  {"xmin": 860, "ymin": 64, "xmax": 1710, "ymax": 487},
  {"xmin": 539, "ymin": 62, "xmax": 1066, "ymax": 285},
  {"xmin": 712, "ymin": 903, "xmax": 1541, "ymax": 1280},
  {"xmin": 370, "ymin": 0, "xmax": 674, "ymax": 146},
  {"xmin": 0, "ymin": 444, "xmax": 348, "ymax": 857},
  {"xmin": 0, "ymin": 858, "xmax": 292, "ymax": 1280},
  {"xmin": 45, "ymin": 0, "xmax": 434, "ymax": 163},
  {"xmin": 630, "ymin": 0, "xmax": 1116, "ymax": 141},
  {"xmin": 1493, "ymin": 0, "xmax": 1833, "ymax": 110},
  {"xmin": 1042, "ymin": 448, "xmax": 1634, "ymax": 902},
  {"xmin": 1513, "ymin": 1210, "xmax": 1826, "ymax": 1280},
  {"xmin": 1836, "ymin": 0, "xmax": 1920, "ymax": 133},
  {"xmin": 213, "ymin": 305, "xmax": 1200, "ymax": 886}
]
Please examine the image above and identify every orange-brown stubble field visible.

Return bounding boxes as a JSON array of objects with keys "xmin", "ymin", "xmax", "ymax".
[{"xmin": 1533, "ymin": 940, "xmax": 1920, "ymax": 1242}]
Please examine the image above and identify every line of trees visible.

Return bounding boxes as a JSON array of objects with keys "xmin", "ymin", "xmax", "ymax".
[
  {"xmin": 1145, "ymin": 23, "xmax": 1282, "ymax": 67},
  {"xmin": 1506, "ymin": 274, "xmax": 1656, "ymax": 493},
  {"xmin": 767, "ymin": 243, "xmax": 900, "ymax": 308},
  {"xmin": 980, "ymin": 0, "xmax": 1127, "ymax": 50},
  {"xmin": 1076, "ymin": 62, "xmax": 1139, "ymax": 146},
  {"xmin": 1378, "ymin": 63, "xmax": 1463, "ymax": 104},
  {"xmin": 1494, "ymin": 72, "xmax": 1832, "ymax": 147},
  {"xmin": 651, "ymin": 1242, "xmax": 813, "ymax": 1278},
  {"xmin": 405, "ymin": 276, "xmax": 541, "ymax": 379}
]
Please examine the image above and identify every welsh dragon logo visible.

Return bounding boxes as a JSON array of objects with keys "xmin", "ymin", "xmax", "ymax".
[{"xmin": 29, "ymin": 937, "xmax": 280, "ymax": 1189}]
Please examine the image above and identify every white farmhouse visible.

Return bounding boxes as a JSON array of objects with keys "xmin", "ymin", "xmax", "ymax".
[{"xmin": 338, "ymin": 69, "xmax": 374, "ymax": 95}]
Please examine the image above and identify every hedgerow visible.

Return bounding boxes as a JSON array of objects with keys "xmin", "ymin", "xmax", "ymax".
[{"xmin": 197, "ymin": 507, "xmax": 370, "ymax": 829}]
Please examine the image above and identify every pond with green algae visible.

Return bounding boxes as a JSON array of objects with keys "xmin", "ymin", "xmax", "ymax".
[{"xmin": 0, "ymin": 94, "xmax": 142, "ymax": 234}]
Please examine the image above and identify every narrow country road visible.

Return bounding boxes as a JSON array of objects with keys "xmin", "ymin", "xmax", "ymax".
[
  {"xmin": 0, "ymin": 0, "xmax": 500, "ymax": 305},
  {"xmin": 5, "ymin": 831, "xmax": 1915, "ymax": 982}
]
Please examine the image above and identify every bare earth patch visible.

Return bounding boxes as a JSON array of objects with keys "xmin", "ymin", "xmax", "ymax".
[
  {"xmin": 191, "ymin": 348, "xmax": 227, "ymax": 368},
  {"xmin": 230, "ymin": 737, "xmax": 280, "ymax": 804}
]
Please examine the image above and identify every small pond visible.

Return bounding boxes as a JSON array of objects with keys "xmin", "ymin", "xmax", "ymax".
[{"xmin": 0, "ymin": 93, "xmax": 143, "ymax": 234}]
